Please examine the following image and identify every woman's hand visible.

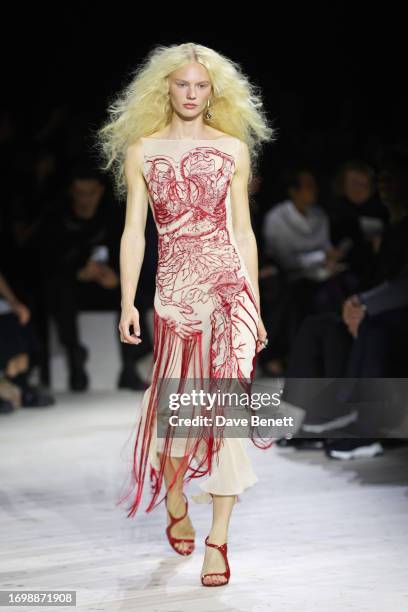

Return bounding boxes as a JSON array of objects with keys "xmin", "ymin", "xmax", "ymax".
[
  {"xmin": 256, "ymin": 316, "xmax": 268, "ymax": 353},
  {"xmin": 118, "ymin": 305, "xmax": 142, "ymax": 344}
]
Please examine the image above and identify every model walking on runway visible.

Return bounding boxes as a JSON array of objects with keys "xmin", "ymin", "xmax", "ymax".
[{"xmin": 97, "ymin": 42, "xmax": 274, "ymax": 586}]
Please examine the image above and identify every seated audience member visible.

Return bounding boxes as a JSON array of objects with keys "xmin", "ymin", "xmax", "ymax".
[
  {"xmin": 260, "ymin": 166, "xmax": 358, "ymax": 372},
  {"xmin": 263, "ymin": 166, "xmax": 336, "ymax": 282},
  {"xmin": 280, "ymin": 144, "xmax": 408, "ymax": 459},
  {"xmin": 328, "ymin": 159, "xmax": 389, "ymax": 281},
  {"xmin": 0, "ymin": 270, "xmax": 55, "ymax": 412},
  {"xmin": 10, "ymin": 147, "xmax": 62, "ymax": 250},
  {"xmin": 27, "ymin": 163, "xmax": 148, "ymax": 392}
]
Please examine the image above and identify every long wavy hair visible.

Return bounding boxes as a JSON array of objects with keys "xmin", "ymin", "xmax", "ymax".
[{"xmin": 94, "ymin": 42, "xmax": 276, "ymax": 202}]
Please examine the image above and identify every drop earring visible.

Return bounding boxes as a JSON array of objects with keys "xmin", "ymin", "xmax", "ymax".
[{"xmin": 205, "ymin": 99, "xmax": 212, "ymax": 120}]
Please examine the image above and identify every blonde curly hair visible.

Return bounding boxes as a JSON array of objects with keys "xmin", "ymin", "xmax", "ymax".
[{"xmin": 94, "ymin": 42, "xmax": 276, "ymax": 201}]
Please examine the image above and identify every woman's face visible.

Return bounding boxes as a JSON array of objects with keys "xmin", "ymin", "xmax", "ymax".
[
  {"xmin": 168, "ymin": 62, "xmax": 212, "ymax": 119},
  {"xmin": 343, "ymin": 170, "xmax": 373, "ymax": 205}
]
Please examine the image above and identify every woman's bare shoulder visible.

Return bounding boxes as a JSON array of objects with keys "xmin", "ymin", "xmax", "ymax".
[
  {"xmin": 140, "ymin": 128, "xmax": 235, "ymax": 140},
  {"xmin": 235, "ymin": 137, "xmax": 250, "ymax": 159},
  {"xmin": 124, "ymin": 139, "xmax": 144, "ymax": 176},
  {"xmin": 126, "ymin": 138, "xmax": 144, "ymax": 158}
]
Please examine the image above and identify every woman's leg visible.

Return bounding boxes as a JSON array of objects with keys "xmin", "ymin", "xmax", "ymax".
[
  {"xmin": 201, "ymin": 493, "xmax": 236, "ymax": 585},
  {"xmin": 160, "ymin": 453, "xmax": 195, "ymax": 554}
]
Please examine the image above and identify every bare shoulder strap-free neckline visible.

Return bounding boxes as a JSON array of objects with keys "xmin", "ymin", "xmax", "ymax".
[
  {"xmin": 140, "ymin": 136, "xmax": 241, "ymax": 166},
  {"xmin": 140, "ymin": 136, "xmax": 237, "ymax": 142}
]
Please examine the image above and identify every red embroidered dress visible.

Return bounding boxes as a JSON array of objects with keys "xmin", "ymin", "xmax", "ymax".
[{"xmin": 119, "ymin": 136, "xmax": 272, "ymax": 517}]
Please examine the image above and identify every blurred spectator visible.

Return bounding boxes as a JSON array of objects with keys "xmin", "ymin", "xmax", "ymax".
[
  {"xmin": 259, "ymin": 166, "xmax": 358, "ymax": 375},
  {"xmin": 328, "ymin": 159, "xmax": 389, "ymax": 280},
  {"xmin": 262, "ymin": 167, "xmax": 336, "ymax": 281},
  {"xmin": 0, "ymin": 270, "xmax": 55, "ymax": 412},
  {"xmin": 281, "ymin": 144, "xmax": 408, "ymax": 459},
  {"xmin": 26, "ymin": 162, "xmax": 148, "ymax": 392},
  {"xmin": 11, "ymin": 147, "xmax": 62, "ymax": 248},
  {"xmin": 5, "ymin": 147, "xmax": 64, "ymax": 383}
]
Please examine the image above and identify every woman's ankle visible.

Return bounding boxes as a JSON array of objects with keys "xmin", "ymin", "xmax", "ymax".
[{"xmin": 208, "ymin": 527, "xmax": 228, "ymax": 544}]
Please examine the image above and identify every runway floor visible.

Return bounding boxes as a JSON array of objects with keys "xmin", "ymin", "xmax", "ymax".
[{"xmin": 1, "ymin": 388, "xmax": 407, "ymax": 611}]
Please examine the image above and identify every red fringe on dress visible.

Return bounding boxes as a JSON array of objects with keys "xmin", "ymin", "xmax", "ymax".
[{"xmin": 117, "ymin": 277, "xmax": 274, "ymax": 518}]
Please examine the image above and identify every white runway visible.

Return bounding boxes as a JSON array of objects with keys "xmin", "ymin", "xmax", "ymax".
[{"xmin": 0, "ymin": 388, "xmax": 407, "ymax": 611}]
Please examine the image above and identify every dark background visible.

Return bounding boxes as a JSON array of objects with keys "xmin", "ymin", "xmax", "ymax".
[{"xmin": 3, "ymin": 5, "xmax": 406, "ymax": 212}]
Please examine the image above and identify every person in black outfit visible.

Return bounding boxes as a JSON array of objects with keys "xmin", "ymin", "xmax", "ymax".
[
  {"xmin": 328, "ymin": 159, "xmax": 389, "ymax": 281},
  {"xmin": 28, "ymin": 163, "xmax": 152, "ymax": 391}
]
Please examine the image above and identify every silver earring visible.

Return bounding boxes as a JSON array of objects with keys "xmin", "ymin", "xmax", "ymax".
[{"xmin": 205, "ymin": 99, "xmax": 212, "ymax": 120}]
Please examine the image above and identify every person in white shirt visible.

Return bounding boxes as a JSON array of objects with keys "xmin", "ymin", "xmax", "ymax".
[{"xmin": 262, "ymin": 168, "xmax": 346, "ymax": 281}]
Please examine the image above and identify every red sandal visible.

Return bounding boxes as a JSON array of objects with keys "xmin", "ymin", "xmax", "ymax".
[
  {"xmin": 165, "ymin": 492, "xmax": 195, "ymax": 556},
  {"xmin": 201, "ymin": 535, "xmax": 231, "ymax": 586}
]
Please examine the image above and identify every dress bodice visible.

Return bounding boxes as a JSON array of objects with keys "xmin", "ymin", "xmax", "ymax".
[{"xmin": 141, "ymin": 137, "xmax": 240, "ymax": 239}]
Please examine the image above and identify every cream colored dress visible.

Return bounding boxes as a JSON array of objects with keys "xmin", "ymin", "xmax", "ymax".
[{"xmin": 121, "ymin": 136, "xmax": 265, "ymax": 517}]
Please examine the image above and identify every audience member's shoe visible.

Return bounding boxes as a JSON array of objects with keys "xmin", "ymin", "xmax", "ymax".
[
  {"xmin": 324, "ymin": 438, "xmax": 384, "ymax": 460},
  {"xmin": 0, "ymin": 398, "xmax": 15, "ymax": 414},
  {"xmin": 3, "ymin": 372, "xmax": 56, "ymax": 408},
  {"xmin": 21, "ymin": 385, "xmax": 56, "ymax": 408},
  {"xmin": 117, "ymin": 367, "xmax": 149, "ymax": 391},
  {"xmin": 301, "ymin": 407, "xmax": 358, "ymax": 433},
  {"xmin": 276, "ymin": 436, "xmax": 325, "ymax": 450},
  {"xmin": 67, "ymin": 344, "xmax": 89, "ymax": 391}
]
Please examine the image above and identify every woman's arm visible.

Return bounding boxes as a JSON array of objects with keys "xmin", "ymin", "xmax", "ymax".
[
  {"xmin": 118, "ymin": 140, "xmax": 149, "ymax": 344},
  {"xmin": 230, "ymin": 139, "xmax": 261, "ymax": 315}
]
